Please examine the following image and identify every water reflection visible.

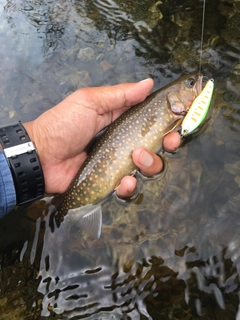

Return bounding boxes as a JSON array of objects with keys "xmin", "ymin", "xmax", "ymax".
[
  {"xmin": 1, "ymin": 0, "xmax": 240, "ymax": 318},
  {"xmin": 12, "ymin": 190, "xmax": 240, "ymax": 319}
]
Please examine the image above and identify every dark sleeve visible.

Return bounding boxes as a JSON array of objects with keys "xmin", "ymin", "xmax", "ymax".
[{"xmin": 0, "ymin": 150, "xmax": 16, "ymax": 218}]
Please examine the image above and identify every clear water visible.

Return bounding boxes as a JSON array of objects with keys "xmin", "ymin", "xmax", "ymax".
[{"xmin": 0, "ymin": 0, "xmax": 240, "ymax": 319}]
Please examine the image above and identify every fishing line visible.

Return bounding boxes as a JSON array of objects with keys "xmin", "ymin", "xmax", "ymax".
[{"xmin": 199, "ymin": 0, "xmax": 206, "ymax": 75}]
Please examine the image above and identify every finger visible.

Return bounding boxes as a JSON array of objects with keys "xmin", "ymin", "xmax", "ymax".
[
  {"xmin": 80, "ymin": 78, "xmax": 154, "ymax": 120},
  {"xmin": 116, "ymin": 175, "xmax": 137, "ymax": 198},
  {"xmin": 163, "ymin": 132, "xmax": 182, "ymax": 153},
  {"xmin": 116, "ymin": 133, "xmax": 180, "ymax": 199},
  {"xmin": 132, "ymin": 147, "xmax": 163, "ymax": 176}
]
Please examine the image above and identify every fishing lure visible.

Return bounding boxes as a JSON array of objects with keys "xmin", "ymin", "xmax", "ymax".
[{"xmin": 181, "ymin": 78, "xmax": 214, "ymax": 136}]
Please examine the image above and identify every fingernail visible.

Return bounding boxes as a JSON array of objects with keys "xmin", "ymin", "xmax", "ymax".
[
  {"xmin": 140, "ymin": 78, "xmax": 151, "ymax": 82},
  {"xmin": 139, "ymin": 150, "xmax": 153, "ymax": 167}
]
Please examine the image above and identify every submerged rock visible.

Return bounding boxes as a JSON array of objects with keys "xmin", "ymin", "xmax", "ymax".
[{"xmin": 77, "ymin": 47, "xmax": 95, "ymax": 62}]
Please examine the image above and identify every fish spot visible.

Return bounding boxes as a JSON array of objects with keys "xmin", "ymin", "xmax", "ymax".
[{"xmin": 141, "ymin": 125, "xmax": 150, "ymax": 136}]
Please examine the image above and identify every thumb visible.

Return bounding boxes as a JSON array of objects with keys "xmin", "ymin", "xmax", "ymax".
[{"xmin": 78, "ymin": 78, "xmax": 154, "ymax": 121}]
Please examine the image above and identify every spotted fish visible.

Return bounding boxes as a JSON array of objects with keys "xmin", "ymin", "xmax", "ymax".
[{"xmin": 56, "ymin": 73, "xmax": 203, "ymax": 237}]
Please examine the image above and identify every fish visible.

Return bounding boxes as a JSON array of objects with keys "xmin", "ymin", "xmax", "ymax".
[{"xmin": 55, "ymin": 73, "xmax": 203, "ymax": 238}]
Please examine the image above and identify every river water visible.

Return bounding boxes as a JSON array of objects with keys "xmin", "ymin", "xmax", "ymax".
[{"xmin": 0, "ymin": 0, "xmax": 240, "ymax": 319}]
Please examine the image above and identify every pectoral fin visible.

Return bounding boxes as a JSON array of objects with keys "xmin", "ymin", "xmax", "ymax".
[{"xmin": 68, "ymin": 204, "xmax": 102, "ymax": 239}]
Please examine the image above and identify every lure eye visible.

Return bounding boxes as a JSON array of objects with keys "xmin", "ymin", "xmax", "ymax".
[{"xmin": 185, "ymin": 77, "xmax": 196, "ymax": 88}]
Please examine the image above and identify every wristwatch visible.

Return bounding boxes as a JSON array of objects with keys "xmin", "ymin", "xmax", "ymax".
[{"xmin": 0, "ymin": 121, "xmax": 45, "ymax": 205}]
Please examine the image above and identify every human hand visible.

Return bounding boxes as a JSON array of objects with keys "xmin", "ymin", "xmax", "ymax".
[{"xmin": 23, "ymin": 79, "xmax": 181, "ymax": 197}]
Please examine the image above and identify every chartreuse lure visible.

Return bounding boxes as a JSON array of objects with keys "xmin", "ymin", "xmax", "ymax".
[{"xmin": 181, "ymin": 78, "xmax": 214, "ymax": 136}]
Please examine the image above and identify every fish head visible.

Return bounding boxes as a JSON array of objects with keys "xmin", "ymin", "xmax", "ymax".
[{"xmin": 168, "ymin": 73, "xmax": 203, "ymax": 116}]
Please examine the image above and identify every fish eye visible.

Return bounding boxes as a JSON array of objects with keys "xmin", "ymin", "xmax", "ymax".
[{"xmin": 185, "ymin": 78, "xmax": 196, "ymax": 88}]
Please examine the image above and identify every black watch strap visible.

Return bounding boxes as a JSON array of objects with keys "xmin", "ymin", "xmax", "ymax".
[{"xmin": 0, "ymin": 121, "xmax": 45, "ymax": 205}]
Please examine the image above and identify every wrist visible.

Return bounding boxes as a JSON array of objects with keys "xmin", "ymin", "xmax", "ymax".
[
  {"xmin": 0, "ymin": 121, "xmax": 45, "ymax": 205},
  {"xmin": 22, "ymin": 121, "xmax": 37, "ymax": 152},
  {"xmin": 22, "ymin": 121, "xmax": 49, "ymax": 173}
]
